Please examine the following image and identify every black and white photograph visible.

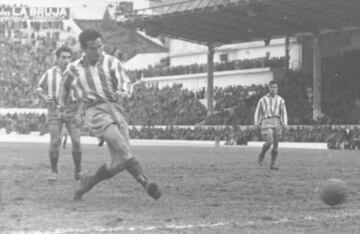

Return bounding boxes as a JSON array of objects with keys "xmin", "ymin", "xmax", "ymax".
[{"xmin": 1, "ymin": 0, "xmax": 360, "ymax": 233}]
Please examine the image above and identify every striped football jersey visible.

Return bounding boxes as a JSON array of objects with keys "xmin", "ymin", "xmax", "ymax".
[
  {"xmin": 62, "ymin": 53, "xmax": 132, "ymax": 104},
  {"xmin": 38, "ymin": 66, "xmax": 63, "ymax": 103},
  {"xmin": 254, "ymin": 93, "xmax": 288, "ymax": 126}
]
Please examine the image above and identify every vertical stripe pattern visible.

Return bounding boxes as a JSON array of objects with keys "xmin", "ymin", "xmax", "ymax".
[
  {"xmin": 63, "ymin": 54, "xmax": 132, "ymax": 103},
  {"xmin": 37, "ymin": 66, "xmax": 63, "ymax": 102},
  {"xmin": 254, "ymin": 94, "xmax": 288, "ymax": 125}
]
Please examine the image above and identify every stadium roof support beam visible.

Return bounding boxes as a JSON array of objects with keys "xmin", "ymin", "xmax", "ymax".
[
  {"xmin": 285, "ymin": 37, "xmax": 290, "ymax": 70},
  {"xmin": 313, "ymin": 34, "xmax": 323, "ymax": 121},
  {"xmin": 207, "ymin": 44, "xmax": 215, "ymax": 115}
]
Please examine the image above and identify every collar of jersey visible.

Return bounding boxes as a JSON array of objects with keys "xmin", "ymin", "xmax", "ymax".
[
  {"xmin": 266, "ymin": 93, "xmax": 277, "ymax": 98},
  {"xmin": 80, "ymin": 52, "xmax": 106, "ymax": 66},
  {"xmin": 54, "ymin": 66, "xmax": 63, "ymax": 75}
]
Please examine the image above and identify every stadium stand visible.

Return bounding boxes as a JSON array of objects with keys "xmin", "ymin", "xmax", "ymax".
[
  {"xmin": 1, "ymin": 3, "xmax": 360, "ymax": 150},
  {"xmin": 129, "ymin": 57, "xmax": 286, "ymax": 78},
  {"xmin": 0, "ymin": 31, "xmax": 57, "ymax": 108},
  {"xmin": 0, "ymin": 42, "xmax": 360, "ymax": 145}
]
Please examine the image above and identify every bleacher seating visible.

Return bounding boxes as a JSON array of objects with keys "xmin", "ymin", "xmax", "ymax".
[{"xmin": 129, "ymin": 56, "xmax": 286, "ymax": 78}]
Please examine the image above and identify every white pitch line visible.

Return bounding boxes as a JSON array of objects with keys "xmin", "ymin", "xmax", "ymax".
[
  {"xmin": 9, "ymin": 222, "xmax": 230, "ymax": 234},
  {"xmin": 8, "ymin": 210, "xmax": 360, "ymax": 234},
  {"xmin": 270, "ymin": 210, "xmax": 360, "ymax": 225}
]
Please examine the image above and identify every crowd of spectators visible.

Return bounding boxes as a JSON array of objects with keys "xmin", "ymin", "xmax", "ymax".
[
  {"xmin": 203, "ymin": 71, "xmax": 314, "ymax": 126},
  {"xmin": 129, "ymin": 125, "xmax": 340, "ymax": 142},
  {"xmin": 123, "ymin": 84, "xmax": 207, "ymax": 125},
  {"xmin": 0, "ymin": 26, "xmax": 61, "ymax": 108},
  {"xmin": 128, "ymin": 125, "xmax": 360, "ymax": 149},
  {"xmin": 0, "ymin": 65, "xmax": 360, "ymax": 147},
  {"xmin": 0, "ymin": 20, "xmax": 65, "ymax": 37},
  {"xmin": 1, "ymin": 16, "xmax": 360, "ymax": 148},
  {"xmin": 0, "ymin": 113, "xmax": 46, "ymax": 134},
  {"xmin": 321, "ymin": 49, "xmax": 360, "ymax": 124},
  {"xmin": 2, "ymin": 112, "xmax": 359, "ymax": 149},
  {"xmin": 129, "ymin": 57, "xmax": 286, "ymax": 78}
]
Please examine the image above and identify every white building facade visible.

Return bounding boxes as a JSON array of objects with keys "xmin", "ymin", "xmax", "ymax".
[
  {"xmin": 168, "ymin": 37, "xmax": 301, "ymax": 70},
  {"xmin": 128, "ymin": 37, "xmax": 301, "ymax": 91}
]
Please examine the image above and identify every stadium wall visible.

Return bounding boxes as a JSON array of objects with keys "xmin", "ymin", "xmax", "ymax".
[{"xmin": 0, "ymin": 134, "xmax": 328, "ymax": 149}]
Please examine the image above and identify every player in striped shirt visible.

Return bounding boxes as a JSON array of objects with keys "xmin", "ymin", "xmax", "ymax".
[
  {"xmin": 254, "ymin": 80, "xmax": 288, "ymax": 170},
  {"xmin": 37, "ymin": 46, "xmax": 83, "ymax": 182},
  {"xmin": 60, "ymin": 29, "xmax": 161, "ymax": 201}
]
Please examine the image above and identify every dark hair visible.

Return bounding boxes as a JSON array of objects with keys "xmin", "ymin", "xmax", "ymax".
[
  {"xmin": 55, "ymin": 46, "xmax": 72, "ymax": 58},
  {"xmin": 79, "ymin": 29, "xmax": 102, "ymax": 49},
  {"xmin": 269, "ymin": 80, "xmax": 278, "ymax": 86}
]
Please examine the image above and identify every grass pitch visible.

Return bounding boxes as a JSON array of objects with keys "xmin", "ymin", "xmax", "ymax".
[{"xmin": 0, "ymin": 142, "xmax": 360, "ymax": 233}]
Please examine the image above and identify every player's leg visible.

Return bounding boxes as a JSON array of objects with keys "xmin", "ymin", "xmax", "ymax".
[
  {"xmin": 270, "ymin": 127, "xmax": 282, "ymax": 170},
  {"xmin": 65, "ymin": 121, "xmax": 82, "ymax": 180},
  {"xmin": 258, "ymin": 128, "xmax": 273, "ymax": 166},
  {"xmin": 107, "ymin": 122, "xmax": 161, "ymax": 200},
  {"xmin": 74, "ymin": 104, "xmax": 160, "ymax": 201},
  {"xmin": 74, "ymin": 123, "xmax": 160, "ymax": 201},
  {"xmin": 73, "ymin": 105, "xmax": 114, "ymax": 200},
  {"xmin": 270, "ymin": 141, "xmax": 279, "ymax": 170},
  {"xmin": 48, "ymin": 121, "xmax": 63, "ymax": 181},
  {"xmin": 73, "ymin": 124, "xmax": 125, "ymax": 200},
  {"xmin": 119, "ymin": 121, "xmax": 160, "ymax": 198}
]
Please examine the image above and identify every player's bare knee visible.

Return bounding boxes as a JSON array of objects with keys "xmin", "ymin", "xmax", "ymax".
[
  {"xmin": 107, "ymin": 139, "xmax": 130, "ymax": 157},
  {"xmin": 102, "ymin": 133, "xmax": 118, "ymax": 146}
]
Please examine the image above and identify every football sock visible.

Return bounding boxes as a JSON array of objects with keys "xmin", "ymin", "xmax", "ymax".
[
  {"xmin": 270, "ymin": 149, "xmax": 278, "ymax": 167},
  {"xmin": 72, "ymin": 150, "xmax": 82, "ymax": 173},
  {"xmin": 124, "ymin": 158, "xmax": 148, "ymax": 188},
  {"xmin": 49, "ymin": 150, "xmax": 59, "ymax": 173},
  {"xmin": 84, "ymin": 164, "xmax": 115, "ymax": 190}
]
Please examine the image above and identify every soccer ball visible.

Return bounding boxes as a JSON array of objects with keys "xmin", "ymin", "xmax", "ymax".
[{"xmin": 320, "ymin": 178, "xmax": 347, "ymax": 206}]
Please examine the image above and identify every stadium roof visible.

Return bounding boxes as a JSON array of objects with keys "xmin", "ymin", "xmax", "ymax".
[
  {"xmin": 120, "ymin": 0, "xmax": 360, "ymax": 45},
  {"xmin": 75, "ymin": 20, "xmax": 167, "ymax": 60},
  {"xmin": 123, "ymin": 52, "xmax": 168, "ymax": 70}
]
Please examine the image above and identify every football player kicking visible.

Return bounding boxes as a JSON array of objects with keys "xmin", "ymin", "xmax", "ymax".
[{"xmin": 60, "ymin": 29, "xmax": 161, "ymax": 201}]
